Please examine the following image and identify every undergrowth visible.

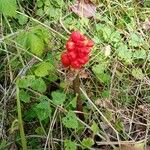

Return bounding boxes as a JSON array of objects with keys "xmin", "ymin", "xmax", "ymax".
[{"xmin": 0, "ymin": 0, "xmax": 150, "ymax": 149}]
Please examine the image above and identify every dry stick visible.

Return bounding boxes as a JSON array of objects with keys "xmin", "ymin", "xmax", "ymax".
[{"xmin": 73, "ymin": 74, "xmax": 84, "ymax": 121}]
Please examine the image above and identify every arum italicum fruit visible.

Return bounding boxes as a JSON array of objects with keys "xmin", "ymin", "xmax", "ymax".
[
  {"xmin": 61, "ymin": 31, "xmax": 94, "ymax": 120},
  {"xmin": 61, "ymin": 31, "xmax": 94, "ymax": 69}
]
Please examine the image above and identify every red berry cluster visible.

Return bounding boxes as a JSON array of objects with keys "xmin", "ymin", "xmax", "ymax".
[{"xmin": 61, "ymin": 31, "xmax": 94, "ymax": 69}]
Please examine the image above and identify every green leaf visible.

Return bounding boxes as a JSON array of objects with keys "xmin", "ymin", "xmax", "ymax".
[
  {"xmin": 92, "ymin": 64, "xmax": 110, "ymax": 84},
  {"xmin": 51, "ymin": 0, "xmax": 64, "ymax": 8},
  {"xmin": 101, "ymin": 26, "xmax": 112, "ymax": 42},
  {"xmin": 91, "ymin": 121, "xmax": 100, "ymax": 135},
  {"xmin": 81, "ymin": 138, "xmax": 94, "ymax": 148},
  {"xmin": 69, "ymin": 96, "xmax": 77, "ymax": 108},
  {"xmin": 27, "ymin": 33, "xmax": 44, "ymax": 56},
  {"xmin": 116, "ymin": 43, "xmax": 132, "ymax": 63},
  {"xmin": 144, "ymin": 0, "xmax": 150, "ymax": 7},
  {"xmin": 51, "ymin": 91, "xmax": 66, "ymax": 105},
  {"xmin": 30, "ymin": 78, "xmax": 47, "ymax": 93},
  {"xmin": 0, "ymin": 139, "xmax": 8, "ymax": 150},
  {"xmin": 35, "ymin": 101, "xmax": 51, "ymax": 121},
  {"xmin": 34, "ymin": 61, "xmax": 55, "ymax": 77},
  {"xmin": 0, "ymin": 0, "xmax": 17, "ymax": 17},
  {"xmin": 132, "ymin": 68, "xmax": 145, "ymax": 80},
  {"xmin": 62, "ymin": 111, "xmax": 78, "ymax": 129},
  {"xmin": 109, "ymin": 31, "xmax": 121, "ymax": 43},
  {"xmin": 44, "ymin": 5, "xmax": 60, "ymax": 20},
  {"xmin": 17, "ymin": 14, "xmax": 28, "ymax": 25},
  {"xmin": 64, "ymin": 140, "xmax": 77, "ymax": 150},
  {"xmin": 102, "ymin": 90, "xmax": 110, "ymax": 98},
  {"xmin": 19, "ymin": 90, "xmax": 30, "ymax": 103},
  {"xmin": 18, "ymin": 75, "xmax": 35, "ymax": 88},
  {"xmin": 16, "ymin": 32, "xmax": 28, "ymax": 49},
  {"xmin": 37, "ymin": 8, "xmax": 44, "ymax": 16},
  {"xmin": 129, "ymin": 33, "xmax": 144, "ymax": 47},
  {"xmin": 37, "ymin": 0, "xmax": 43, "ymax": 7},
  {"xmin": 133, "ymin": 50, "xmax": 146, "ymax": 59},
  {"xmin": 114, "ymin": 119, "xmax": 124, "ymax": 132},
  {"xmin": 35, "ymin": 127, "xmax": 45, "ymax": 135}
]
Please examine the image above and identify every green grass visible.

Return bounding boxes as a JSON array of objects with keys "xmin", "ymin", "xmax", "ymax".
[{"xmin": 0, "ymin": 0, "xmax": 150, "ymax": 149}]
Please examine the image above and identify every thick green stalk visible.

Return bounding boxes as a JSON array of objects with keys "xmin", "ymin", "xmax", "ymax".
[{"xmin": 16, "ymin": 85, "xmax": 27, "ymax": 150}]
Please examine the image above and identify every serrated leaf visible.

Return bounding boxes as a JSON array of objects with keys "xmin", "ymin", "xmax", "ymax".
[
  {"xmin": 51, "ymin": 91, "xmax": 66, "ymax": 105},
  {"xmin": 62, "ymin": 111, "xmax": 78, "ymax": 129},
  {"xmin": 19, "ymin": 90, "xmax": 30, "ymax": 103},
  {"xmin": 117, "ymin": 43, "xmax": 132, "ymax": 63},
  {"xmin": 0, "ymin": 0, "xmax": 17, "ymax": 17},
  {"xmin": 102, "ymin": 26, "xmax": 112, "ymax": 42},
  {"xmin": 16, "ymin": 32, "xmax": 28, "ymax": 49},
  {"xmin": 92, "ymin": 64, "xmax": 110, "ymax": 84},
  {"xmin": 132, "ymin": 68, "xmax": 144, "ymax": 80},
  {"xmin": 35, "ymin": 101, "xmax": 51, "ymax": 121},
  {"xmin": 30, "ymin": 78, "xmax": 46, "ymax": 93},
  {"xmin": 64, "ymin": 140, "xmax": 77, "ymax": 150},
  {"xmin": 34, "ymin": 61, "xmax": 55, "ymax": 77},
  {"xmin": 81, "ymin": 138, "xmax": 94, "ymax": 148},
  {"xmin": 37, "ymin": 0, "xmax": 43, "ymax": 7},
  {"xmin": 17, "ymin": 75, "xmax": 35, "ymax": 88},
  {"xmin": 133, "ymin": 50, "xmax": 146, "ymax": 59},
  {"xmin": 27, "ymin": 33, "xmax": 44, "ymax": 56},
  {"xmin": 17, "ymin": 14, "xmax": 28, "ymax": 25},
  {"xmin": 109, "ymin": 31, "xmax": 121, "ymax": 43},
  {"xmin": 129, "ymin": 33, "xmax": 144, "ymax": 47}
]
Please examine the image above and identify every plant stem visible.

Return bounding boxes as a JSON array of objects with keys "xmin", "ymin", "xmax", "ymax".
[
  {"xmin": 16, "ymin": 85, "xmax": 27, "ymax": 150},
  {"xmin": 73, "ymin": 74, "xmax": 84, "ymax": 121}
]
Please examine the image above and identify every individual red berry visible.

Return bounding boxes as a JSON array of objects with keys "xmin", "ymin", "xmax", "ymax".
[
  {"xmin": 71, "ymin": 31, "xmax": 81, "ymax": 42},
  {"xmin": 71, "ymin": 60, "xmax": 81, "ymax": 69},
  {"xmin": 68, "ymin": 51, "xmax": 77, "ymax": 60},
  {"xmin": 78, "ymin": 56, "xmax": 89, "ymax": 65},
  {"xmin": 80, "ymin": 35, "xmax": 87, "ymax": 41},
  {"xmin": 78, "ymin": 58, "xmax": 85, "ymax": 65},
  {"xmin": 87, "ymin": 40, "xmax": 94, "ymax": 47},
  {"xmin": 78, "ymin": 47, "xmax": 91, "ymax": 54},
  {"xmin": 61, "ymin": 52, "xmax": 70, "ymax": 67},
  {"xmin": 66, "ymin": 41, "xmax": 75, "ymax": 51},
  {"xmin": 83, "ymin": 56, "xmax": 89, "ymax": 63},
  {"xmin": 78, "ymin": 52, "xmax": 86, "ymax": 58},
  {"xmin": 76, "ymin": 39, "xmax": 89, "ymax": 47}
]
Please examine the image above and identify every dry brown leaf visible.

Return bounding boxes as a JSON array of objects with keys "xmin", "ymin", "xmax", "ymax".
[
  {"xmin": 121, "ymin": 142, "xmax": 144, "ymax": 150},
  {"xmin": 142, "ymin": 18, "xmax": 150, "ymax": 31},
  {"xmin": 71, "ymin": 0, "xmax": 96, "ymax": 18},
  {"xmin": 79, "ymin": 70, "xmax": 89, "ymax": 79}
]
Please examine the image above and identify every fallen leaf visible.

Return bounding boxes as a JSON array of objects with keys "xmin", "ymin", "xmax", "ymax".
[
  {"xmin": 71, "ymin": 0, "xmax": 96, "ymax": 18},
  {"xmin": 121, "ymin": 142, "xmax": 145, "ymax": 150},
  {"xmin": 142, "ymin": 18, "xmax": 150, "ymax": 31},
  {"xmin": 79, "ymin": 70, "xmax": 89, "ymax": 79}
]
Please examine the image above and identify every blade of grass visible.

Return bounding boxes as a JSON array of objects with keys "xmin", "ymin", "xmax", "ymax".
[{"xmin": 16, "ymin": 84, "xmax": 27, "ymax": 150}]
